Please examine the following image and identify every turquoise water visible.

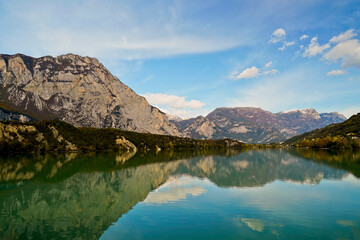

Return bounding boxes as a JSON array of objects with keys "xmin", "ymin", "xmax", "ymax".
[{"xmin": 0, "ymin": 149, "xmax": 359, "ymax": 239}]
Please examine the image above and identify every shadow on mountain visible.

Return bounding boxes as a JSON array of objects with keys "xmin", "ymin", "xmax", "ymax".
[{"xmin": 0, "ymin": 149, "xmax": 355, "ymax": 239}]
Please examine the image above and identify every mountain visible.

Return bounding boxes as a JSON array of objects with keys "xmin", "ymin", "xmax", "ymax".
[
  {"xmin": 175, "ymin": 116, "xmax": 219, "ymax": 139},
  {"xmin": 0, "ymin": 53, "xmax": 179, "ymax": 135},
  {"xmin": 0, "ymin": 53, "xmax": 347, "ymax": 143},
  {"xmin": 165, "ymin": 112, "xmax": 182, "ymax": 122},
  {"xmin": 173, "ymin": 107, "xmax": 346, "ymax": 143},
  {"xmin": 285, "ymin": 112, "xmax": 360, "ymax": 145},
  {"xmin": 276, "ymin": 108, "xmax": 346, "ymax": 135}
]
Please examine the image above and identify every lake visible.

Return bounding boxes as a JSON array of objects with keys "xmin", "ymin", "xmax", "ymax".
[{"xmin": 0, "ymin": 149, "xmax": 359, "ymax": 239}]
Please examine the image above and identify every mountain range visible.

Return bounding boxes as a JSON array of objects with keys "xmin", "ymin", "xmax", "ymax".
[
  {"xmin": 0, "ymin": 53, "xmax": 346, "ymax": 143},
  {"xmin": 285, "ymin": 112, "xmax": 360, "ymax": 145},
  {"xmin": 172, "ymin": 107, "xmax": 346, "ymax": 143}
]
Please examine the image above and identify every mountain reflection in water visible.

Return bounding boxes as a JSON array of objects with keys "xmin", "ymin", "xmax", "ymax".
[{"xmin": 0, "ymin": 149, "xmax": 359, "ymax": 240}]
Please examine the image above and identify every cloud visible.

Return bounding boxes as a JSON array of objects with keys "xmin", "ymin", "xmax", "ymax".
[
  {"xmin": 301, "ymin": 29, "xmax": 359, "ymax": 68},
  {"xmin": 326, "ymin": 70, "xmax": 348, "ymax": 76},
  {"xmin": 230, "ymin": 66, "xmax": 279, "ymax": 80},
  {"xmin": 230, "ymin": 66, "xmax": 260, "ymax": 80},
  {"xmin": 263, "ymin": 69, "xmax": 279, "ymax": 75},
  {"xmin": 300, "ymin": 34, "xmax": 309, "ymax": 40},
  {"xmin": 330, "ymin": 29, "xmax": 357, "ymax": 43},
  {"xmin": 142, "ymin": 93, "xmax": 207, "ymax": 118},
  {"xmin": 302, "ymin": 37, "xmax": 330, "ymax": 57},
  {"xmin": 279, "ymin": 41, "xmax": 295, "ymax": 51},
  {"xmin": 269, "ymin": 28, "xmax": 286, "ymax": 43},
  {"xmin": 269, "ymin": 28, "xmax": 296, "ymax": 51},
  {"xmin": 264, "ymin": 61, "xmax": 272, "ymax": 68},
  {"xmin": 144, "ymin": 93, "xmax": 205, "ymax": 109},
  {"xmin": 324, "ymin": 39, "xmax": 360, "ymax": 68},
  {"xmin": 158, "ymin": 107, "xmax": 204, "ymax": 119},
  {"xmin": 0, "ymin": 0, "xmax": 244, "ymax": 60},
  {"xmin": 227, "ymin": 68, "xmax": 324, "ymax": 111}
]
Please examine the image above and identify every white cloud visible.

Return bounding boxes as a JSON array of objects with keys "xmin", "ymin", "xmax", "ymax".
[
  {"xmin": 330, "ymin": 29, "xmax": 357, "ymax": 43},
  {"xmin": 269, "ymin": 28, "xmax": 296, "ymax": 51},
  {"xmin": 269, "ymin": 28, "xmax": 286, "ymax": 43},
  {"xmin": 302, "ymin": 37, "xmax": 330, "ymax": 57},
  {"xmin": 142, "ymin": 93, "xmax": 207, "ymax": 118},
  {"xmin": 230, "ymin": 66, "xmax": 279, "ymax": 80},
  {"xmin": 231, "ymin": 66, "xmax": 260, "ymax": 80},
  {"xmin": 144, "ymin": 93, "xmax": 205, "ymax": 109},
  {"xmin": 264, "ymin": 61, "xmax": 272, "ymax": 68},
  {"xmin": 227, "ymin": 69, "xmax": 324, "ymax": 111},
  {"xmin": 324, "ymin": 39, "xmax": 360, "ymax": 68},
  {"xmin": 300, "ymin": 34, "xmax": 309, "ymax": 40},
  {"xmin": 279, "ymin": 41, "xmax": 295, "ymax": 51},
  {"xmin": 299, "ymin": 30, "xmax": 360, "ymax": 69},
  {"xmin": 263, "ymin": 69, "xmax": 279, "ymax": 75},
  {"xmin": 326, "ymin": 70, "xmax": 348, "ymax": 76}
]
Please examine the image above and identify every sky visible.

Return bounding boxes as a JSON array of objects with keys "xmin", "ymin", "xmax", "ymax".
[{"xmin": 1, "ymin": 0, "xmax": 360, "ymax": 118}]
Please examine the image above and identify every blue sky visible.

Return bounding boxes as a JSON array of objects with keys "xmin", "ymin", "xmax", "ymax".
[{"xmin": 1, "ymin": 0, "xmax": 359, "ymax": 118}]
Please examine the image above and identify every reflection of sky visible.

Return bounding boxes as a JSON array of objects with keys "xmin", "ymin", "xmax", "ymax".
[
  {"xmin": 101, "ymin": 173, "xmax": 360, "ymax": 240},
  {"xmin": 144, "ymin": 176, "xmax": 207, "ymax": 204}
]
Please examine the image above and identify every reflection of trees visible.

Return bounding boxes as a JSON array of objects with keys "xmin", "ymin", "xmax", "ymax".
[
  {"xmin": 177, "ymin": 149, "xmax": 348, "ymax": 187},
  {"xmin": 0, "ymin": 149, "xmax": 352, "ymax": 239},
  {"xmin": 288, "ymin": 149, "xmax": 360, "ymax": 177},
  {"xmin": 0, "ymin": 159, "xmax": 184, "ymax": 240},
  {"xmin": 0, "ymin": 149, "xmax": 238, "ymax": 183}
]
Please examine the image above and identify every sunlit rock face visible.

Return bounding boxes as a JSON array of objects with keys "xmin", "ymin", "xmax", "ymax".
[
  {"xmin": 175, "ymin": 116, "xmax": 217, "ymax": 139},
  {"xmin": 0, "ymin": 54, "xmax": 180, "ymax": 136},
  {"xmin": 174, "ymin": 107, "xmax": 346, "ymax": 143}
]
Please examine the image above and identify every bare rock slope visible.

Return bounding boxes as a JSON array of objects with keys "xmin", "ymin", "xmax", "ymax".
[
  {"xmin": 173, "ymin": 107, "xmax": 346, "ymax": 143},
  {"xmin": 0, "ymin": 53, "xmax": 179, "ymax": 135}
]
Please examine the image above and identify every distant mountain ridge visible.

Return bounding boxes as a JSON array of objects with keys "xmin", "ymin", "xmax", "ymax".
[
  {"xmin": 285, "ymin": 112, "xmax": 360, "ymax": 145},
  {"xmin": 172, "ymin": 107, "xmax": 346, "ymax": 143},
  {"xmin": 0, "ymin": 53, "xmax": 179, "ymax": 136}
]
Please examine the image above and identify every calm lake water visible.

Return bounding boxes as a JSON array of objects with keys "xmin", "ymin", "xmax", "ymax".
[{"xmin": 0, "ymin": 149, "xmax": 360, "ymax": 240}]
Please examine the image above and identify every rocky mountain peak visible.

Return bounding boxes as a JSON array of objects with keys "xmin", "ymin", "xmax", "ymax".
[
  {"xmin": 299, "ymin": 108, "xmax": 320, "ymax": 118},
  {"xmin": 321, "ymin": 112, "xmax": 346, "ymax": 119},
  {"xmin": 0, "ymin": 53, "xmax": 180, "ymax": 136},
  {"xmin": 175, "ymin": 107, "xmax": 346, "ymax": 143},
  {"xmin": 279, "ymin": 108, "xmax": 321, "ymax": 119}
]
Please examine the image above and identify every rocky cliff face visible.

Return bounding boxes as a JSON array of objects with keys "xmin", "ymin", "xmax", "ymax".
[
  {"xmin": 175, "ymin": 116, "xmax": 218, "ymax": 139},
  {"xmin": 173, "ymin": 107, "xmax": 346, "ymax": 143},
  {"xmin": 0, "ymin": 53, "xmax": 180, "ymax": 135},
  {"xmin": 276, "ymin": 109, "xmax": 346, "ymax": 136}
]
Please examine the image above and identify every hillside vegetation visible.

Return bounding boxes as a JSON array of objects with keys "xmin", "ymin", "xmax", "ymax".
[
  {"xmin": 285, "ymin": 113, "xmax": 360, "ymax": 149},
  {"xmin": 0, "ymin": 120, "xmax": 246, "ymax": 154}
]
